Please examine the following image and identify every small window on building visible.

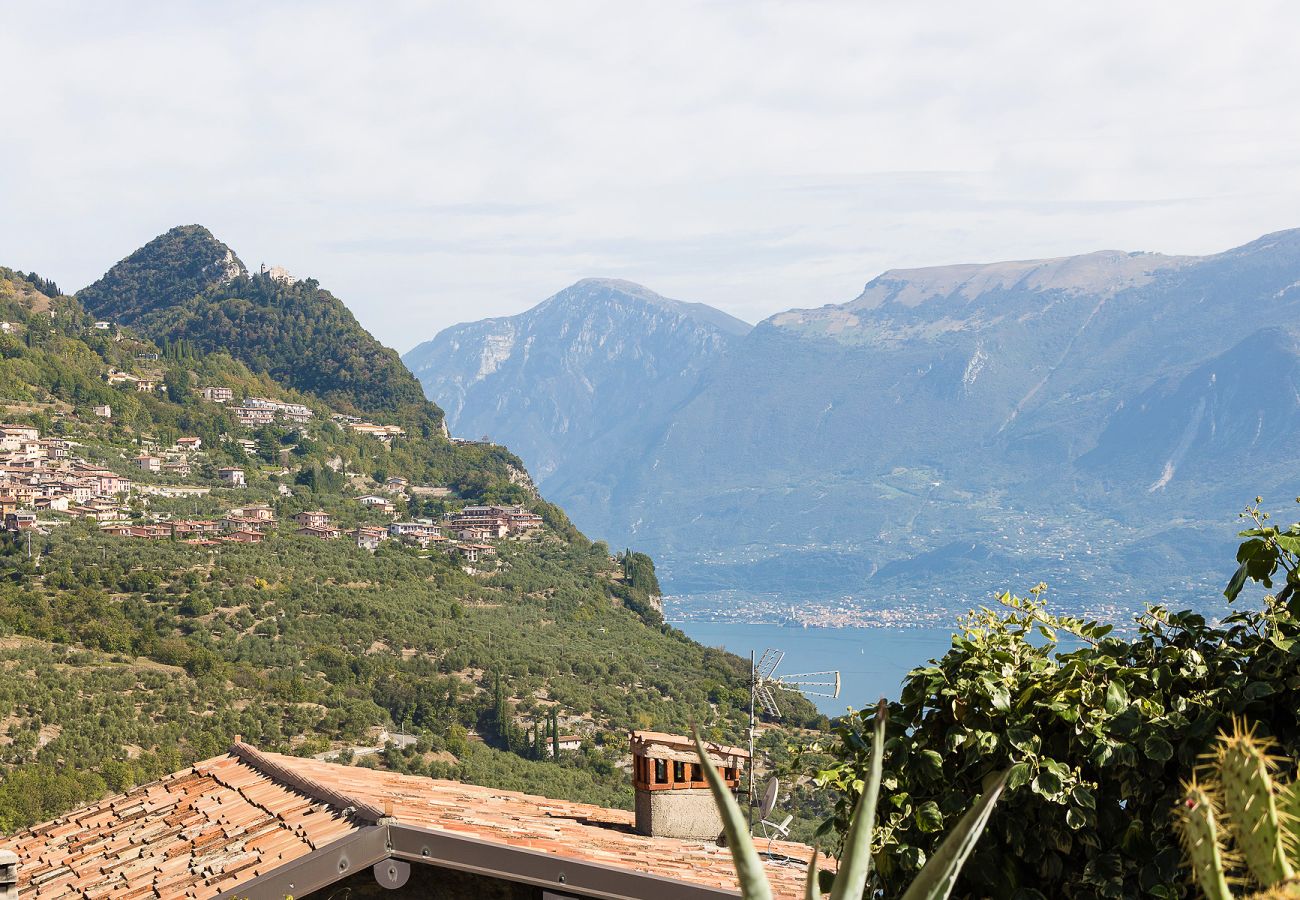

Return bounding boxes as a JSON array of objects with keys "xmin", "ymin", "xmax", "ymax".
[
  {"xmin": 691, "ymin": 763, "xmax": 702, "ymax": 783},
  {"xmin": 654, "ymin": 759, "xmax": 667, "ymax": 784},
  {"xmin": 673, "ymin": 761, "xmax": 686, "ymax": 783}
]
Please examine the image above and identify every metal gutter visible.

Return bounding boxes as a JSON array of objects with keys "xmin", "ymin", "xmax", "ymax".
[
  {"xmin": 219, "ymin": 741, "xmax": 743, "ymax": 900},
  {"xmin": 214, "ymin": 826, "xmax": 390, "ymax": 900},
  {"xmin": 217, "ymin": 823, "xmax": 742, "ymax": 900}
]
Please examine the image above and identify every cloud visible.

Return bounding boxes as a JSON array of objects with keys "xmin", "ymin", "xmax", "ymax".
[{"xmin": 2, "ymin": 1, "xmax": 1300, "ymax": 350}]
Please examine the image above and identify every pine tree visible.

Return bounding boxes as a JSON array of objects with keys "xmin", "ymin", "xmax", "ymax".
[{"xmin": 550, "ymin": 707, "xmax": 560, "ymax": 760}]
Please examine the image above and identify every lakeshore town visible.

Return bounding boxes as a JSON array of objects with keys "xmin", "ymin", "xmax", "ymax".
[{"xmin": 0, "ymin": 385, "xmax": 542, "ymax": 563}]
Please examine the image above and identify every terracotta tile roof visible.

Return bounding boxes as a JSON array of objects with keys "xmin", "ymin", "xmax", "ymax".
[
  {"xmin": 256, "ymin": 750, "xmax": 820, "ymax": 897},
  {"xmin": 12, "ymin": 754, "xmax": 358, "ymax": 899},
  {"xmin": 9, "ymin": 744, "xmax": 824, "ymax": 899}
]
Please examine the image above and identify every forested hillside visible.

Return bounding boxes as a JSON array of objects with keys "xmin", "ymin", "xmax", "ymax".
[
  {"xmin": 78, "ymin": 226, "xmax": 430, "ymax": 417},
  {"xmin": 0, "ymin": 264, "xmax": 823, "ymax": 832}
]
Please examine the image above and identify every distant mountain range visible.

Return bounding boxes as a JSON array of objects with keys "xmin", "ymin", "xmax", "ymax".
[
  {"xmin": 405, "ymin": 229, "xmax": 1300, "ymax": 618},
  {"xmin": 405, "ymin": 278, "xmax": 750, "ymax": 503}
]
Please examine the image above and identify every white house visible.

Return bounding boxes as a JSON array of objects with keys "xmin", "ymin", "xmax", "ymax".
[{"xmin": 357, "ymin": 494, "xmax": 395, "ymax": 513}]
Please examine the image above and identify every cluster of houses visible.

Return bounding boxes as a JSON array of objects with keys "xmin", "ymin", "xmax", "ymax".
[
  {"xmin": 95, "ymin": 504, "xmax": 279, "ymax": 546},
  {"xmin": 293, "ymin": 511, "xmax": 495, "ymax": 561},
  {"xmin": 330, "ymin": 413, "xmax": 406, "ymax": 445},
  {"xmin": 446, "ymin": 504, "xmax": 544, "ymax": 539},
  {"xmin": 195, "ymin": 385, "xmax": 314, "ymax": 427},
  {"xmin": 1, "ymin": 423, "xmax": 136, "ymax": 528},
  {"xmin": 131, "ymin": 435, "xmax": 204, "ymax": 479},
  {"xmin": 4, "ymin": 418, "xmax": 545, "ymax": 570},
  {"xmin": 0, "ymin": 420, "xmax": 258, "ymax": 537}
]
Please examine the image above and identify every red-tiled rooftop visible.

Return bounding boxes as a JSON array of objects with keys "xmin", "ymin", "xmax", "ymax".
[{"xmin": 9, "ymin": 742, "xmax": 825, "ymax": 899}]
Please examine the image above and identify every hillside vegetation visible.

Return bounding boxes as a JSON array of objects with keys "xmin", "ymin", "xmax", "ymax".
[
  {"xmin": 78, "ymin": 226, "xmax": 430, "ymax": 417},
  {"xmin": 0, "ymin": 259, "xmax": 822, "ymax": 831}
]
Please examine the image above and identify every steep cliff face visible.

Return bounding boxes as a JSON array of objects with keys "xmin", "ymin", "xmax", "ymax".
[
  {"xmin": 626, "ymin": 230, "xmax": 1300, "ymax": 598},
  {"xmin": 404, "ymin": 278, "xmax": 750, "ymax": 497},
  {"xmin": 403, "ymin": 229, "xmax": 1300, "ymax": 612}
]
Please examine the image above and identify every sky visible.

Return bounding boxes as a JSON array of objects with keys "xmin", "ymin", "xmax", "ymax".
[{"xmin": 4, "ymin": 1, "xmax": 1300, "ymax": 352}]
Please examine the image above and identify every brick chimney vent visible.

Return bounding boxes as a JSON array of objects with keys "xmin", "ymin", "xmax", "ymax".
[{"xmin": 628, "ymin": 731, "xmax": 749, "ymax": 840}]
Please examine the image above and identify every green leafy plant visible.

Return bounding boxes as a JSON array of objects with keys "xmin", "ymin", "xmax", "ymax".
[
  {"xmin": 1175, "ymin": 721, "xmax": 1300, "ymax": 899},
  {"xmin": 808, "ymin": 500, "xmax": 1300, "ymax": 898},
  {"xmin": 694, "ymin": 702, "xmax": 1007, "ymax": 899}
]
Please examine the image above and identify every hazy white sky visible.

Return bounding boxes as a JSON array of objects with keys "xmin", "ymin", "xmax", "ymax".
[{"xmin": 4, "ymin": 1, "xmax": 1300, "ymax": 351}]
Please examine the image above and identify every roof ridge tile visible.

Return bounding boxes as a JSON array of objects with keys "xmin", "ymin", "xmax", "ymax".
[{"xmin": 225, "ymin": 741, "xmax": 388, "ymax": 825}]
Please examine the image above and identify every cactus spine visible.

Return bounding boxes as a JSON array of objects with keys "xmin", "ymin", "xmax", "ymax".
[
  {"xmin": 1219, "ymin": 725, "xmax": 1294, "ymax": 887},
  {"xmin": 1177, "ymin": 781, "xmax": 1233, "ymax": 900},
  {"xmin": 1176, "ymin": 719, "xmax": 1300, "ymax": 899}
]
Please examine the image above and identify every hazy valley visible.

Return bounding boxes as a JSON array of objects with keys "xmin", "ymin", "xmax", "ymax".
[{"xmin": 407, "ymin": 230, "xmax": 1300, "ymax": 625}]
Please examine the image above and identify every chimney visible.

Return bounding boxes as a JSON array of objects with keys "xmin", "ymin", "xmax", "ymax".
[
  {"xmin": 629, "ymin": 731, "xmax": 749, "ymax": 840},
  {"xmin": 0, "ymin": 848, "xmax": 17, "ymax": 900}
]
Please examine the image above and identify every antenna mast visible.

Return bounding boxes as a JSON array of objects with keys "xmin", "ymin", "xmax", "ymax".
[{"xmin": 747, "ymin": 647, "xmax": 840, "ymax": 832}]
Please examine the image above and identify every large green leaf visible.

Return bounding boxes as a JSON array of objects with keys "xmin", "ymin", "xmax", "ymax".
[{"xmin": 899, "ymin": 770, "xmax": 1009, "ymax": 900}]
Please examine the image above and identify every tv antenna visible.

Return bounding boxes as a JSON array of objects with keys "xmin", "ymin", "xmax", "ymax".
[{"xmin": 747, "ymin": 649, "xmax": 840, "ymax": 831}]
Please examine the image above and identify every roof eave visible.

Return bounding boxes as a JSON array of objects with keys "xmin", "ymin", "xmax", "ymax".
[{"xmin": 218, "ymin": 821, "xmax": 742, "ymax": 900}]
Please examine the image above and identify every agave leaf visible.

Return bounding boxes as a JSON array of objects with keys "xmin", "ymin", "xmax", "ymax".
[
  {"xmin": 898, "ymin": 769, "xmax": 1009, "ymax": 900},
  {"xmin": 804, "ymin": 848, "xmax": 821, "ymax": 900},
  {"xmin": 830, "ymin": 698, "xmax": 888, "ymax": 900},
  {"xmin": 692, "ymin": 727, "xmax": 773, "ymax": 900}
]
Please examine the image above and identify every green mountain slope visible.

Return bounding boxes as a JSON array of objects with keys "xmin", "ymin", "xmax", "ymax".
[
  {"xmin": 0, "ymin": 266, "xmax": 824, "ymax": 834},
  {"xmin": 78, "ymin": 226, "xmax": 429, "ymax": 417},
  {"xmin": 76, "ymin": 225, "xmax": 247, "ymax": 321}
]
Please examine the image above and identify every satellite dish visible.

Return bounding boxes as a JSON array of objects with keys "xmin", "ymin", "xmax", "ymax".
[{"xmin": 760, "ymin": 777, "xmax": 780, "ymax": 819}]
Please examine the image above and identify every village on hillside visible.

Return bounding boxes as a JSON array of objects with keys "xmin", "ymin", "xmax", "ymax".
[{"xmin": 0, "ymin": 368, "xmax": 543, "ymax": 566}]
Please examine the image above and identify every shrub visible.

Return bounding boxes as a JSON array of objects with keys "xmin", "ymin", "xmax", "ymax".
[{"xmin": 811, "ymin": 501, "xmax": 1300, "ymax": 899}]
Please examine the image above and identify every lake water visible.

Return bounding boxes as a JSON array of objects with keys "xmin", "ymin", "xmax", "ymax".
[{"xmin": 672, "ymin": 621, "xmax": 961, "ymax": 716}]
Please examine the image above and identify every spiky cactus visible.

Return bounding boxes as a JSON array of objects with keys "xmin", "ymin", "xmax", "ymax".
[
  {"xmin": 1176, "ymin": 720, "xmax": 1300, "ymax": 898},
  {"xmin": 693, "ymin": 700, "xmax": 1007, "ymax": 900}
]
